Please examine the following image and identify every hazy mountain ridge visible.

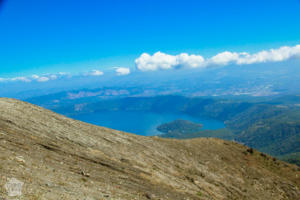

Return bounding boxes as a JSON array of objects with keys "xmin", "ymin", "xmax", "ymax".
[
  {"xmin": 1, "ymin": 98, "xmax": 300, "ymax": 199},
  {"xmin": 3, "ymin": 59, "xmax": 300, "ymax": 100}
]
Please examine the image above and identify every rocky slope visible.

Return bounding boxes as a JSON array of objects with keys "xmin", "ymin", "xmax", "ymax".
[{"xmin": 0, "ymin": 98, "xmax": 300, "ymax": 200}]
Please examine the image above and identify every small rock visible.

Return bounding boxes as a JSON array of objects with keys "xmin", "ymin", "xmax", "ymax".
[
  {"xmin": 15, "ymin": 156, "xmax": 25, "ymax": 164},
  {"xmin": 246, "ymin": 148, "xmax": 254, "ymax": 154},
  {"xmin": 260, "ymin": 153, "xmax": 267, "ymax": 158},
  {"xmin": 4, "ymin": 178, "xmax": 24, "ymax": 197},
  {"xmin": 45, "ymin": 182, "xmax": 53, "ymax": 187},
  {"xmin": 80, "ymin": 169, "xmax": 90, "ymax": 177},
  {"xmin": 144, "ymin": 193, "xmax": 154, "ymax": 199}
]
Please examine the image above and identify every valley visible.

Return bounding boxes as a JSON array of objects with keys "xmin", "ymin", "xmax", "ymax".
[
  {"xmin": 26, "ymin": 94, "xmax": 300, "ymax": 166},
  {"xmin": 1, "ymin": 1, "xmax": 300, "ymax": 199}
]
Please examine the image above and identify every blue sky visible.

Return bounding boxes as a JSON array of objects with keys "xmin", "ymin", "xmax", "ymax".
[{"xmin": 0, "ymin": 0, "xmax": 300, "ymax": 77}]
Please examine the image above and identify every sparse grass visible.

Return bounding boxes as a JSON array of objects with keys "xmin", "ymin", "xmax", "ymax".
[
  {"xmin": 27, "ymin": 193, "xmax": 43, "ymax": 200},
  {"xmin": 58, "ymin": 180, "xmax": 67, "ymax": 186},
  {"xmin": 81, "ymin": 177, "xmax": 88, "ymax": 182},
  {"xmin": 197, "ymin": 191, "xmax": 202, "ymax": 197}
]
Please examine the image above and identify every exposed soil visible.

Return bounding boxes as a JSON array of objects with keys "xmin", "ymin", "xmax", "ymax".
[{"xmin": 0, "ymin": 98, "xmax": 300, "ymax": 200}]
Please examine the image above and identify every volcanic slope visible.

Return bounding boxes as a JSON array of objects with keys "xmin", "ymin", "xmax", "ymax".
[{"xmin": 0, "ymin": 98, "xmax": 300, "ymax": 200}]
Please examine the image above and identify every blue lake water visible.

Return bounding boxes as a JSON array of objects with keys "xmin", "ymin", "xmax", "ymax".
[{"xmin": 70, "ymin": 111, "xmax": 224, "ymax": 136}]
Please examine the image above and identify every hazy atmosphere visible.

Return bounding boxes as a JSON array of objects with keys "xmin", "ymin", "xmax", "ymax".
[
  {"xmin": 1, "ymin": 0, "xmax": 300, "ymax": 98},
  {"xmin": 1, "ymin": 1, "xmax": 300, "ymax": 199}
]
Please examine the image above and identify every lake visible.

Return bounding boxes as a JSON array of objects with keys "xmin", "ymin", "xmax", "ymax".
[{"xmin": 70, "ymin": 111, "xmax": 225, "ymax": 136}]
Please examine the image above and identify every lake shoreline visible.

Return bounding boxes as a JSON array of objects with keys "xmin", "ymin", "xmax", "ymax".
[{"xmin": 68, "ymin": 110, "xmax": 225, "ymax": 136}]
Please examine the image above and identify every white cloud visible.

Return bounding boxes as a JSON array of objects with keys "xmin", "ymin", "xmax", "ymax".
[
  {"xmin": 209, "ymin": 51, "xmax": 243, "ymax": 65},
  {"xmin": 31, "ymin": 74, "xmax": 57, "ymax": 82},
  {"xmin": 10, "ymin": 77, "xmax": 31, "ymax": 82},
  {"xmin": 88, "ymin": 70, "xmax": 104, "ymax": 76},
  {"xmin": 49, "ymin": 74, "xmax": 57, "ymax": 80},
  {"xmin": 135, "ymin": 44, "xmax": 300, "ymax": 71},
  {"xmin": 58, "ymin": 72, "xmax": 68, "ymax": 76},
  {"xmin": 176, "ymin": 53, "xmax": 206, "ymax": 68},
  {"xmin": 0, "ymin": 71, "xmax": 92, "ymax": 84},
  {"xmin": 31, "ymin": 74, "xmax": 39, "ymax": 79},
  {"xmin": 135, "ymin": 52, "xmax": 176, "ymax": 71},
  {"xmin": 135, "ymin": 52, "xmax": 205, "ymax": 71},
  {"xmin": 0, "ymin": 72, "xmax": 70, "ymax": 83},
  {"xmin": 115, "ymin": 67, "xmax": 130, "ymax": 76},
  {"xmin": 237, "ymin": 45, "xmax": 300, "ymax": 64},
  {"xmin": 36, "ymin": 77, "xmax": 50, "ymax": 82}
]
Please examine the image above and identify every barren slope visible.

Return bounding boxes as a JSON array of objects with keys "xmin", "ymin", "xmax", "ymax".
[{"xmin": 0, "ymin": 98, "xmax": 300, "ymax": 200}]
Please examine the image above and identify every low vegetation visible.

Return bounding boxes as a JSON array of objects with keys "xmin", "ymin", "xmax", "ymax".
[{"xmin": 157, "ymin": 119, "xmax": 203, "ymax": 135}]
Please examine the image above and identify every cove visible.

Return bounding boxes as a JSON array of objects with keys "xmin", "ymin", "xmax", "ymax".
[{"xmin": 69, "ymin": 111, "xmax": 225, "ymax": 136}]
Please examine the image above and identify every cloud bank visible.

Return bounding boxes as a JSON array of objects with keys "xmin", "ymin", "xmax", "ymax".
[
  {"xmin": 0, "ymin": 73, "xmax": 66, "ymax": 83},
  {"xmin": 0, "ymin": 69, "xmax": 104, "ymax": 84},
  {"xmin": 135, "ymin": 44, "xmax": 300, "ymax": 71},
  {"xmin": 1, "ymin": 44, "xmax": 299, "ymax": 83},
  {"xmin": 0, "ymin": 69, "xmax": 105, "ymax": 84}
]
